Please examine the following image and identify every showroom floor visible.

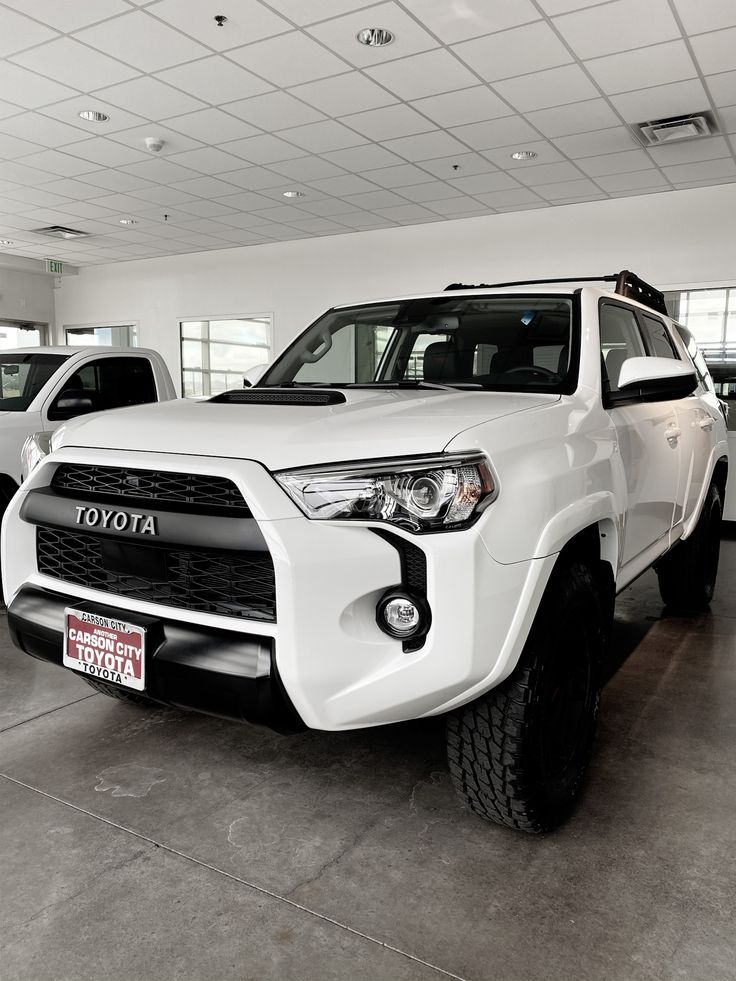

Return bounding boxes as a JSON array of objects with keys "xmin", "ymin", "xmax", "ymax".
[{"xmin": 1, "ymin": 540, "xmax": 735, "ymax": 981}]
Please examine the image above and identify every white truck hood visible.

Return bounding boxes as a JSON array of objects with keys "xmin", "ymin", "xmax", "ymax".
[{"xmin": 54, "ymin": 389, "xmax": 559, "ymax": 470}]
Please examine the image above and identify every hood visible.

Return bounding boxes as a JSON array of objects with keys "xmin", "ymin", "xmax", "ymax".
[{"xmin": 54, "ymin": 388, "xmax": 558, "ymax": 470}]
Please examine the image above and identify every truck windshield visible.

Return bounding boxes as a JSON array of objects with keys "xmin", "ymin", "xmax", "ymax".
[
  {"xmin": 0, "ymin": 353, "xmax": 69, "ymax": 411},
  {"xmin": 262, "ymin": 295, "xmax": 575, "ymax": 393}
]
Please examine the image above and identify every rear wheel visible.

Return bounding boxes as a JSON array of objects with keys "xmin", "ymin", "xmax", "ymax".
[
  {"xmin": 83, "ymin": 677, "xmax": 155, "ymax": 706},
  {"xmin": 656, "ymin": 482, "xmax": 722, "ymax": 612},
  {"xmin": 447, "ymin": 560, "xmax": 604, "ymax": 833}
]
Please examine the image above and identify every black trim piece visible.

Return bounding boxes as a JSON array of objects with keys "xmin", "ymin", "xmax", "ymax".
[
  {"xmin": 8, "ymin": 587, "xmax": 304, "ymax": 732},
  {"xmin": 209, "ymin": 388, "xmax": 346, "ymax": 405},
  {"xmin": 372, "ymin": 529, "xmax": 430, "ymax": 652}
]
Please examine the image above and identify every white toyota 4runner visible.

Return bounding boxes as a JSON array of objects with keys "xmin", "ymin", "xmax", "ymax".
[{"xmin": 2, "ymin": 272, "xmax": 728, "ymax": 833}]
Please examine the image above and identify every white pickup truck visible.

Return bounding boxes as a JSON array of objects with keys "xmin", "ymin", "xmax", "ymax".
[{"xmin": 3, "ymin": 273, "xmax": 727, "ymax": 834}]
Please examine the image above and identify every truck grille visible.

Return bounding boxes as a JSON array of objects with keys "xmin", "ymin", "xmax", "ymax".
[
  {"xmin": 37, "ymin": 526, "xmax": 276, "ymax": 622},
  {"xmin": 51, "ymin": 464, "xmax": 251, "ymax": 516}
]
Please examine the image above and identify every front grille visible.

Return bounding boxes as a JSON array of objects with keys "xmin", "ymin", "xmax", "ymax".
[
  {"xmin": 37, "ymin": 526, "xmax": 276, "ymax": 622},
  {"xmin": 51, "ymin": 464, "xmax": 250, "ymax": 516}
]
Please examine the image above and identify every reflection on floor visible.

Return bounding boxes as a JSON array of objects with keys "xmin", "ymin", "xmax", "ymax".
[{"xmin": 1, "ymin": 535, "xmax": 735, "ymax": 981}]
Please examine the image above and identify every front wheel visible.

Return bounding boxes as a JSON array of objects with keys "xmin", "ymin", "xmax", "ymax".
[
  {"xmin": 656, "ymin": 482, "xmax": 722, "ymax": 613},
  {"xmin": 446, "ymin": 560, "xmax": 604, "ymax": 834}
]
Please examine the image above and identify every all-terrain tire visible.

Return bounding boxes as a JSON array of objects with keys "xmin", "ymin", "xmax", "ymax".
[
  {"xmin": 446, "ymin": 560, "xmax": 604, "ymax": 834},
  {"xmin": 656, "ymin": 482, "xmax": 722, "ymax": 613},
  {"xmin": 83, "ymin": 677, "xmax": 155, "ymax": 705}
]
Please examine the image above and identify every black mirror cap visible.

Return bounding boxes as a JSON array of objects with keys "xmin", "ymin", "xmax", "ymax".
[{"xmin": 48, "ymin": 390, "xmax": 96, "ymax": 421}]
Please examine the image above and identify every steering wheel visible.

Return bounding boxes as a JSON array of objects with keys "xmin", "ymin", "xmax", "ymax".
[{"xmin": 501, "ymin": 365, "xmax": 559, "ymax": 380}]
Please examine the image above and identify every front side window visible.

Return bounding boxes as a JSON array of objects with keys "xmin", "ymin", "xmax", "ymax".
[
  {"xmin": 49, "ymin": 357, "xmax": 157, "ymax": 419},
  {"xmin": 0, "ymin": 353, "xmax": 69, "ymax": 411},
  {"xmin": 263, "ymin": 296, "xmax": 575, "ymax": 394},
  {"xmin": 599, "ymin": 304, "xmax": 647, "ymax": 394}
]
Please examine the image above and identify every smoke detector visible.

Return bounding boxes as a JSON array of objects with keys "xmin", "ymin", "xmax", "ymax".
[
  {"xmin": 32, "ymin": 225, "xmax": 90, "ymax": 240},
  {"xmin": 633, "ymin": 111, "xmax": 718, "ymax": 147},
  {"xmin": 145, "ymin": 136, "xmax": 165, "ymax": 153}
]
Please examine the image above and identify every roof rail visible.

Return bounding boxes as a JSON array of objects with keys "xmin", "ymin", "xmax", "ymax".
[{"xmin": 444, "ymin": 271, "xmax": 668, "ymax": 316}]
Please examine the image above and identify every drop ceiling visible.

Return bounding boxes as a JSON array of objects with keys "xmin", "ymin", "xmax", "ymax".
[{"xmin": 0, "ymin": 0, "xmax": 735, "ymax": 266}]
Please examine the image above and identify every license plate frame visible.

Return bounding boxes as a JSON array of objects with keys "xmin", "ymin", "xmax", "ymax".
[{"xmin": 63, "ymin": 607, "xmax": 146, "ymax": 692}]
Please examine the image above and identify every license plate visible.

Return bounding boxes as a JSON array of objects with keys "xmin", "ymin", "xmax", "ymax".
[{"xmin": 63, "ymin": 608, "xmax": 146, "ymax": 691}]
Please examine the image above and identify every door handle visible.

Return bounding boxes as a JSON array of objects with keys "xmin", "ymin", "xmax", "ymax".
[
  {"xmin": 665, "ymin": 425, "xmax": 682, "ymax": 441},
  {"xmin": 699, "ymin": 416, "xmax": 714, "ymax": 431}
]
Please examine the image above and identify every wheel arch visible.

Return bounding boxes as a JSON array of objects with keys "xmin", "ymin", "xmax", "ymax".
[{"xmin": 0, "ymin": 473, "xmax": 19, "ymax": 509}]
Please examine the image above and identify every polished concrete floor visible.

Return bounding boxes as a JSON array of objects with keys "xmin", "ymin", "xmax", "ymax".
[{"xmin": 1, "ymin": 539, "xmax": 735, "ymax": 981}]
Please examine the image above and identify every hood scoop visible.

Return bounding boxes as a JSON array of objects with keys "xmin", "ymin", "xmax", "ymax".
[{"xmin": 208, "ymin": 388, "xmax": 347, "ymax": 406}]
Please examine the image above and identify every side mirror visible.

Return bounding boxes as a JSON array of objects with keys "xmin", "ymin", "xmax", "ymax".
[
  {"xmin": 614, "ymin": 357, "xmax": 698, "ymax": 403},
  {"xmin": 49, "ymin": 389, "xmax": 96, "ymax": 421},
  {"xmin": 243, "ymin": 363, "xmax": 270, "ymax": 388}
]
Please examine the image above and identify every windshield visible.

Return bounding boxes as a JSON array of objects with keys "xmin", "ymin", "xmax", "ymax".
[
  {"xmin": 0, "ymin": 353, "xmax": 69, "ymax": 411},
  {"xmin": 262, "ymin": 295, "xmax": 576, "ymax": 393}
]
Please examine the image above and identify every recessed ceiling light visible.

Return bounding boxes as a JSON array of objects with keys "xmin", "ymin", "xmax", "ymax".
[
  {"xmin": 118, "ymin": 218, "xmax": 136, "ymax": 225},
  {"xmin": 78, "ymin": 110, "xmax": 109, "ymax": 122},
  {"xmin": 356, "ymin": 27, "xmax": 394, "ymax": 46},
  {"xmin": 511, "ymin": 150, "xmax": 537, "ymax": 161},
  {"xmin": 0, "ymin": 239, "xmax": 13, "ymax": 246},
  {"xmin": 283, "ymin": 190, "xmax": 305, "ymax": 198}
]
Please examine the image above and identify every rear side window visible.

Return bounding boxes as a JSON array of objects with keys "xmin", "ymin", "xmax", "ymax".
[{"xmin": 639, "ymin": 315, "xmax": 679, "ymax": 360}]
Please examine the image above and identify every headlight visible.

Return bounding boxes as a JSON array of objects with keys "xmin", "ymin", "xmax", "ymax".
[
  {"xmin": 275, "ymin": 453, "xmax": 496, "ymax": 532},
  {"xmin": 21, "ymin": 431, "xmax": 52, "ymax": 481}
]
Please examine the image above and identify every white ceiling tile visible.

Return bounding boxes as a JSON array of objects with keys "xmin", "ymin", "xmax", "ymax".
[
  {"xmin": 361, "ymin": 164, "xmax": 436, "ymax": 188},
  {"xmin": 307, "ymin": 174, "xmax": 379, "ymax": 196},
  {"xmin": 158, "ymin": 57, "xmax": 273, "ymax": 106},
  {"xmin": 669, "ymin": 175, "xmax": 736, "ymax": 190},
  {"xmin": 647, "ymin": 136, "xmax": 731, "ymax": 166},
  {"xmin": 289, "ymin": 196, "xmax": 358, "ymax": 215},
  {"xmin": 81, "ymin": 170, "xmax": 155, "ymax": 192},
  {"xmin": 374, "ymin": 204, "xmax": 438, "ymax": 221},
  {"xmin": 365, "ymin": 49, "xmax": 478, "ymax": 101},
  {"xmin": 576, "ymin": 149, "xmax": 656, "ymax": 176},
  {"xmin": 535, "ymin": 0, "xmax": 616, "ymax": 13},
  {"xmin": 109, "ymin": 124, "xmax": 203, "ymax": 156},
  {"xmin": 323, "ymin": 144, "xmax": 405, "ymax": 170},
  {"xmin": 400, "ymin": 0, "xmax": 540, "ymax": 42},
  {"xmin": 410, "ymin": 87, "xmax": 512, "ymax": 129},
  {"xmin": 205, "ymin": 190, "xmax": 277, "ymax": 210},
  {"xmin": 418, "ymin": 153, "xmax": 497, "ymax": 178},
  {"xmin": 39, "ymin": 96, "xmax": 146, "ymax": 135},
  {"xmin": 216, "ymin": 167, "xmax": 288, "ymax": 190},
  {"xmin": 553, "ymin": 0, "xmax": 681, "ymax": 59},
  {"xmin": 87, "ymin": 192, "xmax": 155, "ymax": 213},
  {"xmin": 691, "ymin": 27, "xmax": 736, "ymax": 77},
  {"xmin": 250, "ymin": 205, "xmax": 304, "ymax": 222},
  {"xmin": 610, "ymin": 79, "xmax": 710, "ymax": 122},
  {"xmin": 473, "ymin": 187, "xmax": 545, "ymax": 207},
  {"xmin": 3, "ymin": 186, "xmax": 74, "ymax": 208},
  {"xmin": 0, "ymin": 0, "xmax": 130, "ymax": 31},
  {"xmin": 719, "ymin": 107, "xmax": 736, "ymax": 134},
  {"xmin": 525, "ymin": 98, "xmax": 621, "ymax": 137},
  {"xmin": 448, "ymin": 171, "xmax": 522, "ymax": 193},
  {"xmin": 427, "ymin": 197, "xmax": 490, "ymax": 215},
  {"xmin": 482, "ymin": 140, "xmax": 565, "ymax": 168},
  {"xmin": 287, "ymin": 216, "xmax": 351, "ymax": 233},
  {"xmin": 553, "ymin": 126, "xmax": 639, "ymax": 156},
  {"xmin": 0, "ymin": 113, "xmax": 91, "ymax": 148},
  {"xmin": 383, "ymin": 130, "xmax": 468, "ymax": 161},
  {"xmin": 454, "ymin": 22, "xmax": 573, "ymax": 83},
  {"xmin": 671, "ymin": 0, "xmax": 736, "ymax": 34},
  {"xmin": 450, "ymin": 116, "xmax": 540, "ymax": 150},
  {"xmin": 214, "ymin": 134, "xmax": 308, "ymax": 164},
  {"xmin": 94, "ymin": 77, "xmax": 207, "ymax": 120},
  {"xmin": 254, "ymin": 0, "xmax": 373, "ymax": 27},
  {"xmin": 161, "ymin": 109, "xmax": 260, "ymax": 145},
  {"xmin": 0, "ymin": 7, "xmax": 58, "ymax": 57},
  {"xmin": 217, "ymin": 210, "xmax": 282, "ymax": 228},
  {"xmin": 345, "ymin": 189, "xmax": 408, "ymax": 209},
  {"xmin": 706, "ymin": 71, "xmax": 736, "ymax": 108},
  {"xmin": 31, "ymin": 177, "xmax": 110, "ymax": 200},
  {"xmin": 307, "ymin": 4, "xmax": 438, "ymax": 68},
  {"xmin": 131, "ymin": 184, "xmax": 203, "ymax": 203},
  {"xmin": 277, "ymin": 120, "xmax": 367, "ymax": 152},
  {"xmin": 289, "ymin": 73, "xmax": 397, "ymax": 116},
  {"xmin": 0, "ymin": 101, "xmax": 23, "ymax": 121},
  {"xmin": 168, "ymin": 147, "xmax": 250, "ymax": 175},
  {"xmin": 11, "ymin": 38, "xmax": 139, "ymax": 91},
  {"xmin": 151, "ymin": 0, "xmax": 291, "ymax": 51},
  {"xmin": 225, "ymin": 91, "xmax": 325, "ymax": 130},
  {"xmin": 585, "ymin": 40, "xmax": 697, "ymax": 95},
  {"xmin": 0, "ymin": 160, "xmax": 74, "ymax": 185},
  {"xmin": 270, "ymin": 157, "xmax": 347, "ymax": 180},
  {"xmin": 226, "ymin": 33, "xmax": 350, "ymax": 87},
  {"xmin": 0, "ymin": 195, "xmax": 40, "ymax": 215},
  {"xmin": 120, "ymin": 158, "xmax": 201, "ymax": 183},
  {"xmin": 78, "ymin": 12, "xmax": 210, "ymax": 73},
  {"xmin": 338, "ymin": 104, "xmax": 434, "ymax": 141},
  {"xmin": 398, "ymin": 181, "xmax": 464, "ymax": 202},
  {"xmin": 594, "ymin": 170, "xmax": 669, "ymax": 191},
  {"xmin": 534, "ymin": 177, "xmax": 601, "ymax": 198},
  {"xmin": 494, "ymin": 65, "xmax": 600, "ymax": 113},
  {"xmin": 660, "ymin": 158, "xmax": 736, "ymax": 182},
  {"xmin": 0, "ymin": 63, "xmax": 77, "ymax": 109},
  {"xmin": 0, "ymin": 133, "xmax": 42, "ymax": 158},
  {"xmin": 18, "ymin": 149, "xmax": 102, "ymax": 177},
  {"xmin": 334, "ymin": 211, "xmax": 396, "ymax": 228}
]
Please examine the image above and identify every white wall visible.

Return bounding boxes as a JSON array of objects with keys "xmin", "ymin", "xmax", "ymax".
[
  {"xmin": 54, "ymin": 183, "xmax": 736, "ymax": 394},
  {"xmin": 0, "ymin": 268, "xmax": 55, "ymax": 329}
]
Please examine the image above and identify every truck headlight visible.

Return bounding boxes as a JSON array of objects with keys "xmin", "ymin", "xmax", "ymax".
[
  {"xmin": 20, "ymin": 431, "xmax": 52, "ymax": 481},
  {"xmin": 275, "ymin": 453, "xmax": 496, "ymax": 532}
]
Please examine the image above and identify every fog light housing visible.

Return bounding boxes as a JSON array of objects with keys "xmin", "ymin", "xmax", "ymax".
[{"xmin": 377, "ymin": 590, "xmax": 429, "ymax": 641}]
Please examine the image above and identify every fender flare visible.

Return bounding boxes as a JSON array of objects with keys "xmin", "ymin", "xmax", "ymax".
[
  {"xmin": 533, "ymin": 491, "xmax": 621, "ymax": 570},
  {"xmin": 681, "ymin": 441, "xmax": 729, "ymax": 539}
]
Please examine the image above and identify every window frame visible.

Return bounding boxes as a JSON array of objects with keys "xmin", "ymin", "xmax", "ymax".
[
  {"xmin": 63, "ymin": 322, "xmax": 138, "ymax": 347},
  {"xmin": 179, "ymin": 313, "xmax": 273, "ymax": 398}
]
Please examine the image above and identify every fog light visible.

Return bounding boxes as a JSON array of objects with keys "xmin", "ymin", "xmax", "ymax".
[{"xmin": 377, "ymin": 590, "xmax": 428, "ymax": 640}]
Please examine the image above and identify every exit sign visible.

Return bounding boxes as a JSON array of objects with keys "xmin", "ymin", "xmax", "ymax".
[{"xmin": 46, "ymin": 259, "xmax": 64, "ymax": 274}]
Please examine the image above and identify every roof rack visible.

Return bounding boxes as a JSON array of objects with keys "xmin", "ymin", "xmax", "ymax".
[{"xmin": 444, "ymin": 271, "xmax": 668, "ymax": 316}]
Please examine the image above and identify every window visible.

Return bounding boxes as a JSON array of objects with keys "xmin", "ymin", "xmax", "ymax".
[
  {"xmin": 664, "ymin": 287, "xmax": 736, "ymax": 352},
  {"xmin": 599, "ymin": 304, "xmax": 647, "ymax": 394},
  {"xmin": 48, "ymin": 357, "xmax": 157, "ymax": 420},
  {"xmin": 640, "ymin": 314, "xmax": 678, "ymax": 360},
  {"xmin": 65, "ymin": 325, "xmax": 137, "ymax": 346},
  {"xmin": 0, "ymin": 321, "xmax": 47, "ymax": 349},
  {"xmin": 180, "ymin": 317, "xmax": 271, "ymax": 397},
  {"xmin": 0, "ymin": 353, "xmax": 68, "ymax": 411}
]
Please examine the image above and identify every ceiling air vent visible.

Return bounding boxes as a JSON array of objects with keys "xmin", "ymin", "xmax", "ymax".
[
  {"xmin": 633, "ymin": 111, "xmax": 718, "ymax": 147},
  {"xmin": 32, "ymin": 225, "xmax": 90, "ymax": 240}
]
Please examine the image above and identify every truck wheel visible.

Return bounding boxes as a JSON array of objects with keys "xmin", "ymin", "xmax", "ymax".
[
  {"xmin": 83, "ymin": 677, "xmax": 155, "ymax": 706},
  {"xmin": 656, "ymin": 482, "xmax": 722, "ymax": 613},
  {"xmin": 446, "ymin": 560, "xmax": 604, "ymax": 834}
]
